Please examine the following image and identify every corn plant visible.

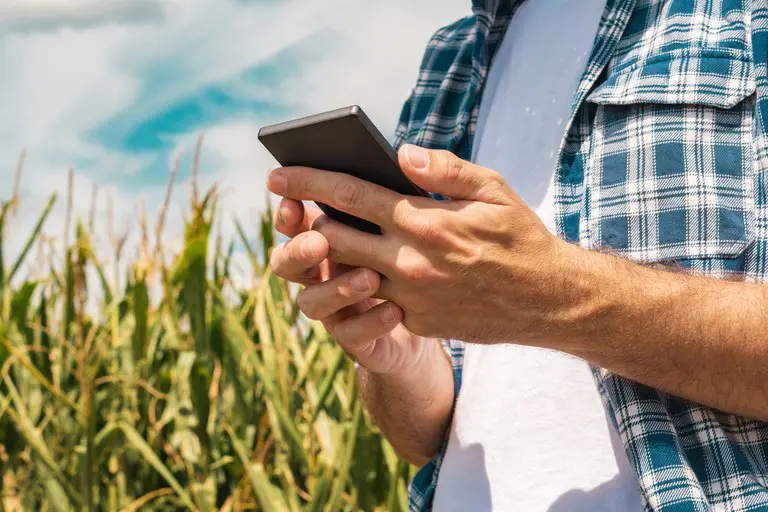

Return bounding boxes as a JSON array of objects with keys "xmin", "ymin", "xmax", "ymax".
[{"xmin": 0, "ymin": 151, "xmax": 413, "ymax": 511}]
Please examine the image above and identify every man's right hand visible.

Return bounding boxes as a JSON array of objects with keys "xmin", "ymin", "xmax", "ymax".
[{"xmin": 270, "ymin": 198, "xmax": 434, "ymax": 376}]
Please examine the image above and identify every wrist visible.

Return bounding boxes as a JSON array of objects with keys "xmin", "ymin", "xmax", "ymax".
[{"xmin": 552, "ymin": 243, "xmax": 689, "ymax": 354}]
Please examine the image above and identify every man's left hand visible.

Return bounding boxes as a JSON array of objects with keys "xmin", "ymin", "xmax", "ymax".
[{"xmin": 267, "ymin": 144, "xmax": 593, "ymax": 346}]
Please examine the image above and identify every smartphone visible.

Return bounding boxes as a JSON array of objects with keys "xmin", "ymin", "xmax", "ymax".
[{"xmin": 257, "ymin": 105, "xmax": 429, "ymax": 235}]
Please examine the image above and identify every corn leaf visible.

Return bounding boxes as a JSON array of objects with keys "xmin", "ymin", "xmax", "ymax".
[
  {"xmin": 221, "ymin": 306, "xmax": 309, "ymax": 469},
  {"xmin": 8, "ymin": 193, "xmax": 57, "ymax": 284},
  {"xmin": 0, "ymin": 201, "xmax": 10, "ymax": 287},
  {"xmin": 234, "ymin": 216, "xmax": 261, "ymax": 274},
  {"xmin": 2, "ymin": 381, "xmax": 83, "ymax": 507},
  {"xmin": 115, "ymin": 422, "xmax": 199, "ymax": 512},
  {"xmin": 130, "ymin": 276, "xmax": 149, "ymax": 363},
  {"xmin": 326, "ymin": 399, "xmax": 364, "ymax": 511},
  {"xmin": 226, "ymin": 426, "xmax": 287, "ymax": 512},
  {"xmin": 310, "ymin": 350, "xmax": 346, "ymax": 424}
]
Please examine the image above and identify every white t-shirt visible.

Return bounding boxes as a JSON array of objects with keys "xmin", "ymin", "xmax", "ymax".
[{"xmin": 432, "ymin": 1, "xmax": 644, "ymax": 510}]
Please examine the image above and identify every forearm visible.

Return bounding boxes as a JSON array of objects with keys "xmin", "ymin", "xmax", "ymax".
[
  {"xmin": 559, "ymin": 245, "xmax": 768, "ymax": 421},
  {"xmin": 357, "ymin": 340, "xmax": 454, "ymax": 467}
]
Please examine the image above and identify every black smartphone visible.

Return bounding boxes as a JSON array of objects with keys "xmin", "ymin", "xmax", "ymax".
[{"xmin": 257, "ymin": 105, "xmax": 429, "ymax": 235}]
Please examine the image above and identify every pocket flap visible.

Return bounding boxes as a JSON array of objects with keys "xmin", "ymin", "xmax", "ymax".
[{"xmin": 587, "ymin": 48, "xmax": 756, "ymax": 109}]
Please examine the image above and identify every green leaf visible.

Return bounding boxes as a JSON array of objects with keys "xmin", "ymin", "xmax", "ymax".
[
  {"xmin": 130, "ymin": 276, "xmax": 149, "ymax": 363},
  {"xmin": 190, "ymin": 357, "xmax": 212, "ymax": 462},
  {"xmin": 34, "ymin": 289, "xmax": 52, "ymax": 381},
  {"xmin": 171, "ymin": 428, "xmax": 201, "ymax": 465},
  {"xmin": 93, "ymin": 422, "xmax": 122, "ymax": 465},
  {"xmin": 80, "ymin": 229, "xmax": 112, "ymax": 305},
  {"xmin": 115, "ymin": 422, "xmax": 199, "ymax": 512},
  {"xmin": 190, "ymin": 475, "xmax": 216, "ymax": 512},
  {"xmin": 8, "ymin": 193, "xmax": 57, "ymax": 284},
  {"xmin": 10, "ymin": 280, "xmax": 38, "ymax": 336},
  {"xmin": 220, "ymin": 305, "xmax": 310, "ymax": 469},
  {"xmin": 310, "ymin": 349, "xmax": 347, "ymax": 424},
  {"xmin": 1, "ymin": 337, "xmax": 78, "ymax": 411},
  {"xmin": 234, "ymin": 217, "xmax": 261, "ymax": 274},
  {"xmin": 0, "ymin": 201, "xmax": 10, "ymax": 287},
  {"xmin": 293, "ymin": 328, "xmax": 324, "ymax": 390},
  {"xmin": 226, "ymin": 426, "xmax": 287, "ymax": 512},
  {"xmin": 63, "ymin": 248, "xmax": 75, "ymax": 340},
  {"xmin": 326, "ymin": 399, "xmax": 365, "ymax": 511},
  {"xmin": 260, "ymin": 200, "xmax": 275, "ymax": 271},
  {"xmin": 39, "ymin": 464, "xmax": 75, "ymax": 512},
  {"xmin": 2, "ymin": 380, "xmax": 83, "ymax": 507}
]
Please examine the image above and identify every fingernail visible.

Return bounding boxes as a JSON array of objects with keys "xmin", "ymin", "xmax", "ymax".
[
  {"xmin": 269, "ymin": 171, "xmax": 287, "ymax": 195},
  {"xmin": 350, "ymin": 271, "xmax": 371, "ymax": 293},
  {"xmin": 405, "ymin": 145, "xmax": 430, "ymax": 171},
  {"xmin": 380, "ymin": 304, "xmax": 395, "ymax": 323},
  {"xmin": 300, "ymin": 237, "xmax": 318, "ymax": 258}
]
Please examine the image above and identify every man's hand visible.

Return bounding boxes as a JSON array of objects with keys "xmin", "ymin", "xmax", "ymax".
[
  {"xmin": 269, "ymin": 197, "xmax": 454, "ymax": 464},
  {"xmin": 270, "ymin": 144, "xmax": 768, "ymax": 422},
  {"xmin": 268, "ymin": 144, "xmax": 585, "ymax": 346},
  {"xmin": 269, "ymin": 197, "xmax": 439, "ymax": 376}
]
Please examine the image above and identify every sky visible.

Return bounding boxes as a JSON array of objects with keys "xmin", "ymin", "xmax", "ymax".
[{"xmin": 0, "ymin": 0, "xmax": 470, "ymax": 274}]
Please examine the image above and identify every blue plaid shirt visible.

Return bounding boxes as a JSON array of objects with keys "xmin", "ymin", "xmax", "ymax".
[{"xmin": 393, "ymin": 1, "xmax": 768, "ymax": 510}]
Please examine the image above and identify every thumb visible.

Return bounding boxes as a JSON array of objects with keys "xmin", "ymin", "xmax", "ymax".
[{"xmin": 398, "ymin": 144, "xmax": 511, "ymax": 204}]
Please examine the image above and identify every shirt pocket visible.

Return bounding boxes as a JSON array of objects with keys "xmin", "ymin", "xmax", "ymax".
[{"xmin": 583, "ymin": 47, "xmax": 757, "ymax": 269}]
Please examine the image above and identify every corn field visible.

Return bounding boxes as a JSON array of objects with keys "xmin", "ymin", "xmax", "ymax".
[{"xmin": 0, "ymin": 150, "xmax": 413, "ymax": 511}]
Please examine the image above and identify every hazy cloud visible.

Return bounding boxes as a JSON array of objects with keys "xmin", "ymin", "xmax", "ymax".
[
  {"xmin": 0, "ymin": 0, "xmax": 469, "ymax": 270},
  {"xmin": 0, "ymin": 1, "xmax": 165, "ymax": 34}
]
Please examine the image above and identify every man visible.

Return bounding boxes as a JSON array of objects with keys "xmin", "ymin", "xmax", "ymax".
[{"xmin": 268, "ymin": 0, "xmax": 768, "ymax": 510}]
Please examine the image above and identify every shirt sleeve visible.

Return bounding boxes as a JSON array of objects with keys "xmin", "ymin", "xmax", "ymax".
[{"xmin": 441, "ymin": 339, "xmax": 465, "ymax": 400}]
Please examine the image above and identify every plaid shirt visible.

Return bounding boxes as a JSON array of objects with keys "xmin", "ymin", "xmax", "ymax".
[{"xmin": 393, "ymin": 0, "xmax": 768, "ymax": 510}]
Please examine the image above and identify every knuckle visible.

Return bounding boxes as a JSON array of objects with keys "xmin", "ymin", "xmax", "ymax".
[
  {"xmin": 309, "ymin": 223, "xmax": 338, "ymax": 250},
  {"xmin": 344, "ymin": 269, "xmax": 376, "ymax": 296},
  {"xmin": 297, "ymin": 290, "xmax": 321, "ymax": 320},
  {"xmin": 406, "ymin": 213, "xmax": 445, "ymax": 243},
  {"xmin": 438, "ymin": 150, "xmax": 464, "ymax": 183},
  {"xmin": 333, "ymin": 180, "xmax": 366, "ymax": 211},
  {"xmin": 310, "ymin": 214, "xmax": 330, "ymax": 231},
  {"xmin": 328, "ymin": 322, "xmax": 350, "ymax": 346},
  {"xmin": 321, "ymin": 229, "xmax": 347, "ymax": 259},
  {"xmin": 285, "ymin": 171, "xmax": 305, "ymax": 196},
  {"xmin": 485, "ymin": 169, "xmax": 506, "ymax": 187},
  {"xmin": 400, "ymin": 254, "xmax": 437, "ymax": 285},
  {"xmin": 391, "ymin": 201, "xmax": 415, "ymax": 232}
]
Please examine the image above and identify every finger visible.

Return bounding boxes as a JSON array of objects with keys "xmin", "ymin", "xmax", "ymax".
[
  {"xmin": 398, "ymin": 144, "xmax": 512, "ymax": 204},
  {"xmin": 270, "ymin": 230, "xmax": 328, "ymax": 283},
  {"xmin": 275, "ymin": 198, "xmax": 325, "ymax": 238},
  {"xmin": 324, "ymin": 298, "xmax": 382, "ymax": 330},
  {"xmin": 311, "ymin": 216, "xmax": 391, "ymax": 274},
  {"xmin": 326, "ymin": 301, "xmax": 403, "ymax": 355},
  {"xmin": 268, "ymin": 166, "xmax": 415, "ymax": 230},
  {"xmin": 297, "ymin": 268, "xmax": 380, "ymax": 320},
  {"xmin": 274, "ymin": 198, "xmax": 304, "ymax": 236}
]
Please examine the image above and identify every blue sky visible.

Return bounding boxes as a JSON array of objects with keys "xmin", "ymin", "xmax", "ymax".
[{"xmin": 0, "ymin": 0, "xmax": 469, "ymax": 260}]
